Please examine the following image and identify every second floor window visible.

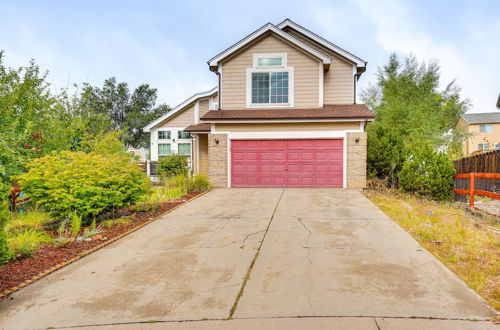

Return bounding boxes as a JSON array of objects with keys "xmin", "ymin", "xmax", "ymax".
[
  {"xmin": 178, "ymin": 130, "xmax": 191, "ymax": 139},
  {"xmin": 479, "ymin": 124, "xmax": 493, "ymax": 133},
  {"xmin": 158, "ymin": 130, "xmax": 171, "ymax": 139},
  {"xmin": 247, "ymin": 53, "xmax": 292, "ymax": 107},
  {"xmin": 251, "ymin": 72, "xmax": 289, "ymax": 104}
]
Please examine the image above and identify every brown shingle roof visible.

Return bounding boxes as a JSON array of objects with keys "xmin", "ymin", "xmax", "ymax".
[
  {"xmin": 184, "ymin": 123, "xmax": 211, "ymax": 132},
  {"xmin": 201, "ymin": 104, "xmax": 374, "ymax": 121}
]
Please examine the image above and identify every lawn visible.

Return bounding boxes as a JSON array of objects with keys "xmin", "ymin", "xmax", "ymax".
[{"xmin": 364, "ymin": 190, "xmax": 500, "ymax": 312}]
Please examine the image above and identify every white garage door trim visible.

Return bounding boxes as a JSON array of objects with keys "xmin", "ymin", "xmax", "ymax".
[{"xmin": 213, "ymin": 129, "xmax": 363, "ymax": 188}]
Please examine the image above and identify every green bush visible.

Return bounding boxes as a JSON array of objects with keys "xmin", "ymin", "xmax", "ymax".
[
  {"xmin": 398, "ymin": 145, "xmax": 456, "ymax": 201},
  {"xmin": 367, "ymin": 124, "xmax": 407, "ymax": 186},
  {"xmin": 8, "ymin": 229, "xmax": 52, "ymax": 259},
  {"xmin": 17, "ymin": 151, "xmax": 151, "ymax": 223},
  {"xmin": 188, "ymin": 175, "xmax": 211, "ymax": 192},
  {"xmin": 157, "ymin": 155, "xmax": 188, "ymax": 179},
  {"xmin": 6, "ymin": 210, "xmax": 52, "ymax": 232}
]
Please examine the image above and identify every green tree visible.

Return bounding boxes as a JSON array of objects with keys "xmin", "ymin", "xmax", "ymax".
[
  {"xmin": 361, "ymin": 53, "xmax": 469, "ymax": 184},
  {"xmin": 0, "ymin": 51, "xmax": 62, "ymax": 184},
  {"xmin": 361, "ymin": 53, "xmax": 469, "ymax": 154},
  {"xmin": 79, "ymin": 78, "xmax": 171, "ymax": 148}
]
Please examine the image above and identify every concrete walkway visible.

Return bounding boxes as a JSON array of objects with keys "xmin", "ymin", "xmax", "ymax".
[{"xmin": 0, "ymin": 189, "xmax": 496, "ymax": 330}]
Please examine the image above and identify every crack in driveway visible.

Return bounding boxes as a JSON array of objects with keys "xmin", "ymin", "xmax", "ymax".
[{"xmin": 227, "ymin": 188, "xmax": 286, "ymax": 319}]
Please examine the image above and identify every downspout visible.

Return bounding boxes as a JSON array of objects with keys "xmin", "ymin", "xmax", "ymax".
[{"xmin": 209, "ymin": 65, "xmax": 221, "ymax": 110}]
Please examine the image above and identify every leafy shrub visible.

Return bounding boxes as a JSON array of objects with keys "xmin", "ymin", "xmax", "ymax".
[
  {"xmin": 188, "ymin": 175, "xmax": 211, "ymax": 192},
  {"xmin": 6, "ymin": 210, "xmax": 52, "ymax": 232},
  {"xmin": 398, "ymin": 145, "xmax": 456, "ymax": 201},
  {"xmin": 0, "ymin": 183, "xmax": 11, "ymax": 264},
  {"xmin": 367, "ymin": 124, "xmax": 407, "ymax": 187},
  {"xmin": 157, "ymin": 155, "xmax": 188, "ymax": 179},
  {"xmin": 17, "ymin": 151, "xmax": 151, "ymax": 223},
  {"xmin": 8, "ymin": 229, "xmax": 52, "ymax": 259}
]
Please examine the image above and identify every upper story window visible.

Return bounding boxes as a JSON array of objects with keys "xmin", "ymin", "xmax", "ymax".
[
  {"xmin": 178, "ymin": 130, "xmax": 191, "ymax": 139},
  {"xmin": 479, "ymin": 124, "xmax": 493, "ymax": 133},
  {"xmin": 158, "ymin": 130, "xmax": 171, "ymax": 140},
  {"xmin": 247, "ymin": 53, "xmax": 293, "ymax": 107}
]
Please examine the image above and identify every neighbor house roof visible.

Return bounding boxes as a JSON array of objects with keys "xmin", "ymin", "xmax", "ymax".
[
  {"xmin": 207, "ymin": 22, "xmax": 332, "ymax": 70},
  {"xmin": 184, "ymin": 123, "xmax": 211, "ymax": 133},
  {"xmin": 143, "ymin": 86, "xmax": 218, "ymax": 132},
  {"xmin": 201, "ymin": 104, "xmax": 374, "ymax": 122},
  {"xmin": 276, "ymin": 19, "xmax": 367, "ymax": 69},
  {"xmin": 461, "ymin": 112, "xmax": 500, "ymax": 124}
]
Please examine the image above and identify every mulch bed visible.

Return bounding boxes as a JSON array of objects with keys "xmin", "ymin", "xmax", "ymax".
[{"xmin": 0, "ymin": 191, "xmax": 203, "ymax": 297}]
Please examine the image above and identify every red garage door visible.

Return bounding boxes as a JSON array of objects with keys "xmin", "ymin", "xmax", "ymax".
[{"xmin": 231, "ymin": 139, "xmax": 343, "ymax": 188}]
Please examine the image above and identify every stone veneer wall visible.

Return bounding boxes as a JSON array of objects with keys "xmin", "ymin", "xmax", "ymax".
[
  {"xmin": 346, "ymin": 132, "xmax": 367, "ymax": 189},
  {"xmin": 208, "ymin": 134, "xmax": 228, "ymax": 187}
]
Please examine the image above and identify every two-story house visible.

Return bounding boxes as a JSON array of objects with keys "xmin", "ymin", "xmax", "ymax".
[
  {"xmin": 143, "ymin": 19, "xmax": 374, "ymax": 188},
  {"xmin": 456, "ymin": 112, "xmax": 500, "ymax": 156}
]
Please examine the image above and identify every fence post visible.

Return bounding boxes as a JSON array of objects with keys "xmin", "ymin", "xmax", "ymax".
[
  {"xmin": 146, "ymin": 160, "xmax": 151, "ymax": 176},
  {"xmin": 469, "ymin": 172, "xmax": 475, "ymax": 207}
]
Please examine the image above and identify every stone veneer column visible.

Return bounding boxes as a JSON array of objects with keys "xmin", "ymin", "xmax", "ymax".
[
  {"xmin": 346, "ymin": 132, "xmax": 367, "ymax": 189},
  {"xmin": 208, "ymin": 134, "xmax": 228, "ymax": 187}
]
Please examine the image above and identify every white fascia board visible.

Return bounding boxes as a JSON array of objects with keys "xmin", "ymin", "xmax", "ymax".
[
  {"xmin": 143, "ymin": 86, "xmax": 218, "ymax": 132},
  {"xmin": 277, "ymin": 19, "xmax": 367, "ymax": 68},
  {"xmin": 207, "ymin": 23, "xmax": 331, "ymax": 68}
]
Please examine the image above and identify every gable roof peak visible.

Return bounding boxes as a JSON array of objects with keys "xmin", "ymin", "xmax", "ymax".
[
  {"xmin": 207, "ymin": 22, "xmax": 332, "ymax": 70},
  {"xmin": 276, "ymin": 18, "xmax": 367, "ymax": 68}
]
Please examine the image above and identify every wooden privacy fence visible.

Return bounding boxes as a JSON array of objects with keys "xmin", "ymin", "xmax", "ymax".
[
  {"xmin": 453, "ymin": 150, "xmax": 500, "ymax": 174},
  {"xmin": 453, "ymin": 151, "xmax": 500, "ymax": 207}
]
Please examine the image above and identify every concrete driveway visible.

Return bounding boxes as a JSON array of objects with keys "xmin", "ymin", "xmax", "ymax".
[{"xmin": 0, "ymin": 189, "xmax": 496, "ymax": 329}]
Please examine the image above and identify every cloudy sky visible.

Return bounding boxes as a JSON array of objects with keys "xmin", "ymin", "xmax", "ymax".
[{"xmin": 1, "ymin": 0, "xmax": 499, "ymax": 113}]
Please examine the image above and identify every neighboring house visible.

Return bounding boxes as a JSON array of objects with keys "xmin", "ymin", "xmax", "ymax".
[
  {"xmin": 456, "ymin": 112, "xmax": 500, "ymax": 156},
  {"xmin": 143, "ymin": 19, "xmax": 374, "ymax": 188}
]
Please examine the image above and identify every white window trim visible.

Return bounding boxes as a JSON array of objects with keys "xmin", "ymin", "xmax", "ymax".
[
  {"xmin": 252, "ymin": 53, "xmax": 287, "ymax": 68},
  {"xmin": 246, "ymin": 67, "xmax": 294, "ymax": 108},
  {"xmin": 150, "ymin": 127, "xmax": 193, "ymax": 162}
]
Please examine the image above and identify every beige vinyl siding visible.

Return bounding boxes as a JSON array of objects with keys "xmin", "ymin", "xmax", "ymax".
[
  {"xmin": 198, "ymin": 134, "xmax": 209, "ymax": 175},
  {"xmin": 462, "ymin": 121, "xmax": 500, "ymax": 156},
  {"xmin": 158, "ymin": 104, "xmax": 194, "ymax": 128},
  {"xmin": 216, "ymin": 122, "xmax": 359, "ymax": 132},
  {"xmin": 221, "ymin": 33, "xmax": 320, "ymax": 109},
  {"xmin": 199, "ymin": 99, "xmax": 210, "ymax": 117},
  {"xmin": 285, "ymin": 29, "xmax": 355, "ymax": 104}
]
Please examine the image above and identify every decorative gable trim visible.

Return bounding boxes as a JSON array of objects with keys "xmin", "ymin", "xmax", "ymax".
[
  {"xmin": 143, "ymin": 86, "xmax": 218, "ymax": 132},
  {"xmin": 277, "ymin": 19, "xmax": 367, "ymax": 68},
  {"xmin": 207, "ymin": 23, "xmax": 331, "ymax": 69}
]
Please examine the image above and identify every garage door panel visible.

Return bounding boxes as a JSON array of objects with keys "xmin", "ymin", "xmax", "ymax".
[{"xmin": 231, "ymin": 139, "xmax": 343, "ymax": 188}]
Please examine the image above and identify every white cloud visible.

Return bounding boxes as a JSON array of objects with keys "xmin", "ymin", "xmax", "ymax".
[{"xmin": 314, "ymin": 0, "xmax": 500, "ymax": 113}]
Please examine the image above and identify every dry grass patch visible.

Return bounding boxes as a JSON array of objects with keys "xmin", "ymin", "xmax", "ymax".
[{"xmin": 364, "ymin": 190, "xmax": 500, "ymax": 312}]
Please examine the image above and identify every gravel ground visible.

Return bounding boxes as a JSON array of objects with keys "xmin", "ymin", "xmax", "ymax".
[{"xmin": 475, "ymin": 199, "xmax": 500, "ymax": 216}]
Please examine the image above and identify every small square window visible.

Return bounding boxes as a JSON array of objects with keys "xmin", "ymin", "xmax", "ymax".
[
  {"xmin": 178, "ymin": 131, "xmax": 191, "ymax": 139},
  {"xmin": 158, "ymin": 131, "xmax": 171, "ymax": 139}
]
